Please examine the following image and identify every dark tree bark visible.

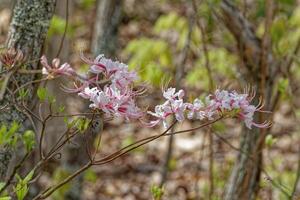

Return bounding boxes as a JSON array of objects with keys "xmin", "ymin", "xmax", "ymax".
[
  {"xmin": 220, "ymin": 0, "xmax": 277, "ymax": 199},
  {"xmin": 0, "ymin": 0, "xmax": 56, "ymax": 180}
]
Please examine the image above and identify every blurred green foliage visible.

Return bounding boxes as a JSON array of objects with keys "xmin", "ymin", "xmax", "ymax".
[
  {"xmin": 186, "ymin": 48, "xmax": 237, "ymax": 89},
  {"xmin": 84, "ymin": 169, "xmax": 97, "ymax": 183},
  {"xmin": 124, "ymin": 11, "xmax": 238, "ymax": 88},
  {"xmin": 48, "ymin": 15, "xmax": 74, "ymax": 38},
  {"xmin": 79, "ymin": 0, "xmax": 96, "ymax": 9},
  {"xmin": 265, "ymin": 134, "xmax": 277, "ymax": 147},
  {"xmin": 125, "ymin": 38, "xmax": 172, "ymax": 86},
  {"xmin": 52, "ymin": 168, "xmax": 72, "ymax": 200},
  {"xmin": 0, "ymin": 182, "xmax": 10, "ymax": 199}
]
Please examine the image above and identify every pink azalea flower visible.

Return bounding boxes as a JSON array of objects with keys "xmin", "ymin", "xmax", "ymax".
[
  {"xmin": 41, "ymin": 55, "xmax": 75, "ymax": 77},
  {"xmin": 163, "ymin": 87, "xmax": 185, "ymax": 100},
  {"xmin": 148, "ymin": 88, "xmax": 271, "ymax": 130},
  {"xmin": 112, "ymin": 69, "xmax": 138, "ymax": 89},
  {"xmin": 207, "ymin": 89, "xmax": 271, "ymax": 129},
  {"xmin": 148, "ymin": 88, "xmax": 187, "ymax": 128},
  {"xmin": 147, "ymin": 104, "xmax": 170, "ymax": 129},
  {"xmin": 186, "ymin": 98, "xmax": 205, "ymax": 120},
  {"xmin": 78, "ymin": 87, "xmax": 99, "ymax": 99}
]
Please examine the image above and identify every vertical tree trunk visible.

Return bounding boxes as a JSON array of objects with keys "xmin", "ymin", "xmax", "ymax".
[
  {"xmin": 0, "ymin": 0, "xmax": 56, "ymax": 180},
  {"xmin": 92, "ymin": 0, "xmax": 122, "ymax": 57},
  {"xmin": 59, "ymin": 1, "xmax": 122, "ymax": 199},
  {"xmin": 0, "ymin": 0, "xmax": 13, "ymax": 10},
  {"xmin": 220, "ymin": 0, "xmax": 276, "ymax": 199}
]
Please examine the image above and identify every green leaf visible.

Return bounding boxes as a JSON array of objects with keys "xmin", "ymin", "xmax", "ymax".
[
  {"xmin": 6, "ymin": 121, "xmax": 19, "ymax": 140},
  {"xmin": 271, "ymin": 17, "xmax": 287, "ymax": 44},
  {"xmin": 18, "ymin": 88, "xmax": 29, "ymax": 99},
  {"xmin": 13, "ymin": 170, "xmax": 34, "ymax": 200},
  {"xmin": 278, "ymin": 78, "xmax": 289, "ymax": 94},
  {"xmin": 15, "ymin": 174, "xmax": 22, "ymax": 182},
  {"xmin": 0, "ymin": 197, "xmax": 12, "ymax": 200},
  {"xmin": 0, "ymin": 125, "xmax": 7, "ymax": 145},
  {"xmin": 14, "ymin": 177, "xmax": 28, "ymax": 200},
  {"xmin": 75, "ymin": 118, "xmax": 90, "ymax": 133},
  {"xmin": 84, "ymin": 169, "xmax": 97, "ymax": 183},
  {"xmin": 48, "ymin": 95, "xmax": 56, "ymax": 104},
  {"xmin": 22, "ymin": 130, "xmax": 35, "ymax": 152},
  {"xmin": 58, "ymin": 105, "xmax": 65, "ymax": 113},
  {"xmin": 265, "ymin": 134, "xmax": 277, "ymax": 147},
  {"xmin": 150, "ymin": 185, "xmax": 164, "ymax": 200},
  {"xmin": 0, "ymin": 182, "xmax": 5, "ymax": 191},
  {"xmin": 80, "ymin": 0, "xmax": 96, "ymax": 9},
  {"xmin": 9, "ymin": 134, "xmax": 19, "ymax": 148},
  {"xmin": 24, "ymin": 170, "xmax": 34, "ymax": 183},
  {"xmin": 37, "ymin": 87, "xmax": 48, "ymax": 102}
]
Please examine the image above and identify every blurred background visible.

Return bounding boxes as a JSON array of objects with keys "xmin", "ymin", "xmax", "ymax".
[{"xmin": 1, "ymin": 0, "xmax": 300, "ymax": 199}]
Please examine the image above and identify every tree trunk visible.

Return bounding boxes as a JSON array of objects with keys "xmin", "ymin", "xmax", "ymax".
[
  {"xmin": 0, "ymin": 0, "xmax": 56, "ymax": 180},
  {"xmin": 57, "ymin": 1, "xmax": 122, "ymax": 199},
  {"xmin": 220, "ymin": 0, "xmax": 276, "ymax": 199},
  {"xmin": 92, "ymin": 0, "xmax": 122, "ymax": 57},
  {"xmin": 0, "ymin": 0, "xmax": 13, "ymax": 10}
]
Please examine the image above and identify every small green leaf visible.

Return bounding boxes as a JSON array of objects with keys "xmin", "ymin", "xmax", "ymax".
[
  {"xmin": 14, "ymin": 176, "xmax": 28, "ymax": 200},
  {"xmin": 18, "ymin": 88, "xmax": 29, "ymax": 99},
  {"xmin": 15, "ymin": 174, "xmax": 22, "ymax": 182},
  {"xmin": 48, "ymin": 95, "xmax": 56, "ymax": 104},
  {"xmin": 76, "ymin": 118, "xmax": 90, "ymax": 133},
  {"xmin": 265, "ymin": 134, "xmax": 277, "ymax": 147},
  {"xmin": 6, "ymin": 121, "xmax": 19, "ymax": 140},
  {"xmin": 0, "ymin": 125, "xmax": 7, "ymax": 145},
  {"xmin": 58, "ymin": 105, "xmax": 65, "ymax": 113},
  {"xmin": 22, "ymin": 130, "xmax": 35, "ymax": 152},
  {"xmin": 13, "ymin": 170, "xmax": 34, "ymax": 200},
  {"xmin": 0, "ymin": 182, "xmax": 5, "ymax": 191},
  {"xmin": 278, "ymin": 78, "xmax": 289, "ymax": 94},
  {"xmin": 84, "ymin": 169, "xmax": 97, "ymax": 183},
  {"xmin": 24, "ymin": 170, "xmax": 34, "ymax": 183},
  {"xmin": 37, "ymin": 87, "xmax": 48, "ymax": 102},
  {"xmin": 79, "ymin": 0, "xmax": 96, "ymax": 9},
  {"xmin": 150, "ymin": 185, "xmax": 164, "ymax": 200},
  {"xmin": 9, "ymin": 134, "xmax": 19, "ymax": 148}
]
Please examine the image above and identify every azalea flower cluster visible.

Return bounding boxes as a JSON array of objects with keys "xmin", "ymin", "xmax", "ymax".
[
  {"xmin": 148, "ymin": 88, "xmax": 270, "ymax": 129},
  {"xmin": 41, "ymin": 55, "xmax": 75, "ymax": 78},
  {"xmin": 41, "ymin": 54, "xmax": 143, "ymax": 120},
  {"xmin": 41, "ymin": 54, "xmax": 270, "ymax": 129}
]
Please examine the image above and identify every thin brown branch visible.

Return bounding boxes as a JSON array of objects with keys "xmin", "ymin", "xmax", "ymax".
[
  {"xmin": 56, "ymin": 0, "xmax": 69, "ymax": 58},
  {"xmin": 192, "ymin": 0, "xmax": 214, "ymax": 91},
  {"xmin": 160, "ymin": 6, "xmax": 195, "ymax": 186},
  {"xmin": 291, "ymin": 144, "xmax": 300, "ymax": 198},
  {"xmin": 0, "ymin": 152, "xmax": 30, "ymax": 195},
  {"xmin": 33, "ymin": 161, "xmax": 92, "ymax": 200}
]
